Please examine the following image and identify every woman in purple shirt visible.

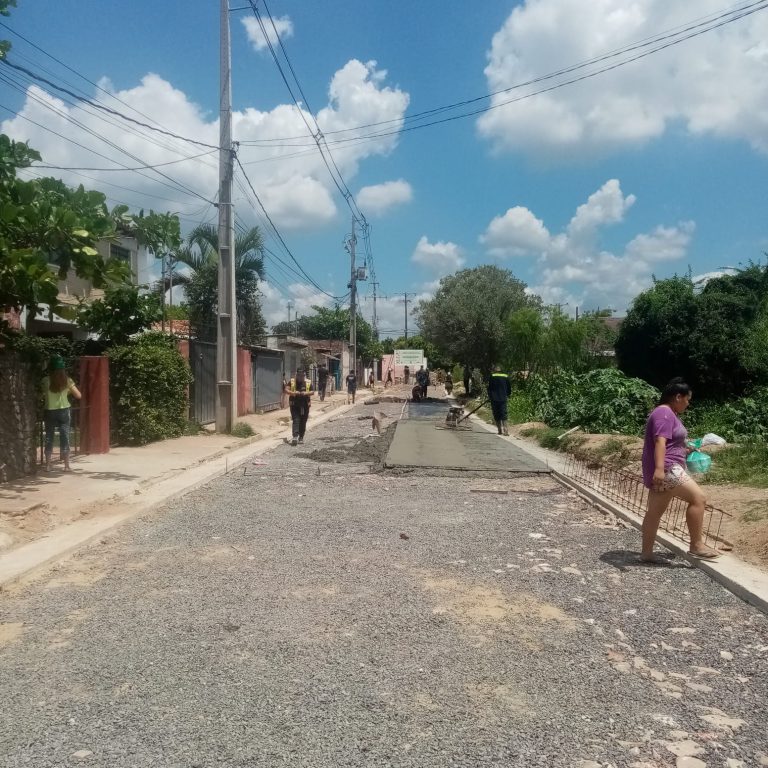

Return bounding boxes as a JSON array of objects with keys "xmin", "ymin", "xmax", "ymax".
[{"xmin": 641, "ymin": 378, "xmax": 719, "ymax": 562}]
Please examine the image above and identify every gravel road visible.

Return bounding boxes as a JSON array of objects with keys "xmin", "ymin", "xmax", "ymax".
[{"xmin": 1, "ymin": 401, "xmax": 766, "ymax": 767}]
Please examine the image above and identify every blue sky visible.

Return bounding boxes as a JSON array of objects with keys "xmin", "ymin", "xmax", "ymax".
[{"xmin": 2, "ymin": 0, "xmax": 767, "ymax": 333}]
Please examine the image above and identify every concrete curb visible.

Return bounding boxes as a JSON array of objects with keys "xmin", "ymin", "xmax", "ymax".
[
  {"xmin": 469, "ymin": 414, "xmax": 768, "ymax": 616},
  {"xmin": 0, "ymin": 401, "xmax": 356, "ymax": 589}
]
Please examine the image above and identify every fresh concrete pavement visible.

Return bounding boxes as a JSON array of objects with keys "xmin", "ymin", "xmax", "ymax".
[{"xmin": 0, "ymin": 396, "xmax": 766, "ymax": 767}]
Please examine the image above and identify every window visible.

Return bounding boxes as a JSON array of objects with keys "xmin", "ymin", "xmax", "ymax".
[{"xmin": 110, "ymin": 243, "xmax": 131, "ymax": 262}]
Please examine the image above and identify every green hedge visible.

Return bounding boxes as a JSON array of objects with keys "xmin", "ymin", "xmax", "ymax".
[
  {"xmin": 528, "ymin": 368, "xmax": 659, "ymax": 434},
  {"xmin": 108, "ymin": 333, "xmax": 192, "ymax": 446},
  {"xmin": 685, "ymin": 387, "xmax": 768, "ymax": 442}
]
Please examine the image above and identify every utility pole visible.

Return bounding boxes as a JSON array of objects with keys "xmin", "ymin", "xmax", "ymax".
[
  {"xmin": 403, "ymin": 292, "xmax": 409, "ymax": 340},
  {"xmin": 286, "ymin": 299, "xmax": 294, "ymax": 333},
  {"xmin": 216, "ymin": 0, "xmax": 237, "ymax": 433},
  {"xmin": 372, "ymin": 281, "xmax": 379, "ymax": 340},
  {"xmin": 348, "ymin": 218, "xmax": 357, "ymax": 378}
]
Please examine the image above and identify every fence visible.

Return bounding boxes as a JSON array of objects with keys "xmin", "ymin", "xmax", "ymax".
[
  {"xmin": 560, "ymin": 454, "xmax": 732, "ymax": 551},
  {"xmin": 251, "ymin": 349, "xmax": 283, "ymax": 413},
  {"xmin": 189, "ymin": 340, "xmax": 216, "ymax": 425}
]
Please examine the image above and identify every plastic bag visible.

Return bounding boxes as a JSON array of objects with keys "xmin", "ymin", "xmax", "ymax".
[
  {"xmin": 701, "ymin": 432, "xmax": 726, "ymax": 446},
  {"xmin": 686, "ymin": 450, "xmax": 712, "ymax": 474}
]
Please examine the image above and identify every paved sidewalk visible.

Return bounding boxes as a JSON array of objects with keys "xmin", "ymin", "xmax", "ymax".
[{"xmin": 0, "ymin": 390, "xmax": 352, "ymax": 555}]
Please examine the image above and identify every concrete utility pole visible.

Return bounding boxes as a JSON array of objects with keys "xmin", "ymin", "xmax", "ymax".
[
  {"xmin": 372, "ymin": 281, "xmax": 379, "ymax": 340},
  {"xmin": 403, "ymin": 292, "xmax": 409, "ymax": 340},
  {"xmin": 216, "ymin": 0, "xmax": 237, "ymax": 433},
  {"xmin": 286, "ymin": 300, "xmax": 294, "ymax": 330},
  {"xmin": 348, "ymin": 218, "xmax": 357, "ymax": 377}
]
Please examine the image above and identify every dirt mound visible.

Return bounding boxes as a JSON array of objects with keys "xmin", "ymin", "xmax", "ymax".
[{"xmin": 302, "ymin": 424, "xmax": 396, "ymax": 465}]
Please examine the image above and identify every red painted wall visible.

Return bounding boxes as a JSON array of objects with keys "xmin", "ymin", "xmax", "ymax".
[{"xmin": 79, "ymin": 356, "xmax": 110, "ymax": 454}]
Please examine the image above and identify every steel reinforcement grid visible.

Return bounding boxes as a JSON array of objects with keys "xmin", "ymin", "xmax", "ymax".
[{"xmin": 561, "ymin": 455, "xmax": 733, "ymax": 551}]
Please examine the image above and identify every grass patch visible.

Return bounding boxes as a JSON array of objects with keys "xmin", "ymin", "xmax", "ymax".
[
  {"xmin": 230, "ymin": 422, "xmax": 255, "ymax": 438},
  {"xmin": 701, "ymin": 442, "xmax": 768, "ymax": 488},
  {"xmin": 183, "ymin": 420, "xmax": 206, "ymax": 436}
]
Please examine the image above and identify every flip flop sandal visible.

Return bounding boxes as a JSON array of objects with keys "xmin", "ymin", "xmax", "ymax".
[{"xmin": 688, "ymin": 550, "xmax": 721, "ymax": 560}]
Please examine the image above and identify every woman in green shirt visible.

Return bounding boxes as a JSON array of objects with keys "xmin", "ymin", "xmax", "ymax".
[{"xmin": 42, "ymin": 356, "xmax": 81, "ymax": 472}]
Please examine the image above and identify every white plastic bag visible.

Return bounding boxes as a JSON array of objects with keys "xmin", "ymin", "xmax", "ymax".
[{"xmin": 701, "ymin": 433, "xmax": 726, "ymax": 446}]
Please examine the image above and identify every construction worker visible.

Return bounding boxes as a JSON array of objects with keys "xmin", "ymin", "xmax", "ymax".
[
  {"xmin": 488, "ymin": 365, "xmax": 512, "ymax": 436},
  {"xmin": 416, "ymin": 365, "xmax": 429, "ymax": 399},
  {"xmin": 286, "ymin": 368, "xmax": 314, "ymax": 446},
  {"xmin": 317, "ymin": 363, "xmax": 329, "ymax": 402}
]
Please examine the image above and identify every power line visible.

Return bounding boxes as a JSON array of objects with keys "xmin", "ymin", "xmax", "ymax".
[
  {"xmin": 233, "ymin": 153, "xmax": 345, "ymax": 301},
  {"xmin": 247, "ymin": 0, "xmax": 372, "ymax": 245},
  {"xmin": 1, "ymin": 57, "xmax": 221, "ymax": 150},
  {"xmin": 238, "ymin": 0, "xmax": 768, "ymax": 149},
  {"xmin": 0, "ymin": 75, "xmax": 216, "ymax": 205},
  {"xmin": 31, "ymin": 150, "xmax": 218, "ymax": 172}
]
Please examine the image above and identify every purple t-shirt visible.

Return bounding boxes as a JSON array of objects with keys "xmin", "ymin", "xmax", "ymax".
[{"xmin": 641, "ymin": 405, "xmax": 688, "ymax": 488}]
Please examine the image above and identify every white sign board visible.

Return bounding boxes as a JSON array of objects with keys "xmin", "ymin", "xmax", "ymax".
[{"xmin": 394, "ymin": 349, "xmax": 424, "ymax": 366}]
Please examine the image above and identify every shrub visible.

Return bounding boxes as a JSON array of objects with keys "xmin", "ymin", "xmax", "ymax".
[
  {"xmin": 108, "ymin": 333, "xmax": 192, "ymax": 446},
  {"xmin": 230, "ymin": 422, "xmax": 255, "ymax": 438},
  {"xmin": 686, "ymin": 387, "xmax": 768, "ymax": 442},
  {"xmin": 529, "ymin": 368, "xmax": 658, "ymax": 434},
  {"xmin": 507, "ymin": 389, "xmax": 535, "ymax": 424}
]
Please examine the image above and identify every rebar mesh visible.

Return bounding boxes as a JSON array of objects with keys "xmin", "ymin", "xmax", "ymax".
[{"xmin": 561, "ymin": 455, "xmax": 732, "ymax": 551}]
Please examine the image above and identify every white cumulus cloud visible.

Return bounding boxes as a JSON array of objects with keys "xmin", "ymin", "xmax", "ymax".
[
  {"xmin": 477, "ymin": 0, "xmax": 768, "ymax": 157},
  {"xmin": 242, "ymin": 15, "xmax": 294, "ymax": 52},
  {"xmin": 2, "ymin": 62, "xmax": 409, "ymax": 234},
  {"xmin": 480, "ymin": 179, "xmax": 695, "ymax": 311},
  {"xmin": 357, "ymin": 179, "xmax": 413, "ymax": 216},
  {"xmin": 411, "ymin": 235, "xmax": 465, "ymax": 275}
]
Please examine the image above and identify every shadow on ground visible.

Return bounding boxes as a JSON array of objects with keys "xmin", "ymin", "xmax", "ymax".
[{"xmin": 599, "ymin": 549, "xmax": 689, "ymax": 571}]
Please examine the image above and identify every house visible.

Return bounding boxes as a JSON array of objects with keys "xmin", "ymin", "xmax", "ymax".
[{"xmin": 19, "ymin": 234, "xmax": 152, "ymax": 340}]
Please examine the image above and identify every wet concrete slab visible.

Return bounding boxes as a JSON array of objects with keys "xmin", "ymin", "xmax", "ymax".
[{"xmin": 385, "ymin": 417, "xmax": 550, "ymax": 473}]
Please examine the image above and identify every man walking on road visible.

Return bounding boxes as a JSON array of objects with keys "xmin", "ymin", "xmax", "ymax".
[
  {"xmin": 317, "ymin": 363, "xmax": 328, "ymax": 402},
  {"xmin": 488, "ymin": 365, "xmax": 511, "ymax": 436},
  {"xmin": 345, "ymin": 369, "xmax": 357, "ymax": 404},
  {"xmin": 286, "ymin": 369, "xmax": 313, "ymax": 446},
  {"xmin": 416, "ymin": 365, "xmax": 429, "ymax": 400}
]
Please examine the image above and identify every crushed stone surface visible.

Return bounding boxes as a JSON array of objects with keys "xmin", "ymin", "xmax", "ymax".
[{"xmin": 1, "ymin": 401, "xmax": 766, "ymax": 767}]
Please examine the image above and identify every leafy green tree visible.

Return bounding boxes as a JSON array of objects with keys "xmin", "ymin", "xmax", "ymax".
[
  {"xmin": 0, "ymin": 137, "xmax": 130, "ymax": 333},
  {"xmin": 617, "ymin": 265, "xmax": 768, "ymax": 398},
  {"xmin": 615, "ymin": 275, "xmax": 698, "ymax": 390},
  {"xmin": 175, "ymin": 223, "xmax": 266, "ymax": 345},
  {"xmin": 76, "ymin": 285, "xmax": 162, "ymax": 345},
  {"xmin": 0, "ymin": 2, "xmax": 16, "ymax": 60},
  {"xmin": 688, "ymin": 263, "xmax": 768, "ymax": 396},
  {"xmin": 416, "ymin": 265, "xmax": 538, "ymax": 375},
  {"xmin": 385, "ymin": 334, "xmax": 449, "ymax": 370},
  {"xmin": 276, "ymin": 304, "xmax": 379, "ymax": 362}
]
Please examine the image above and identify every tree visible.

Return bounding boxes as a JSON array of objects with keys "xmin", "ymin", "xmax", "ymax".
[
  {"xmin": 0, "ymin": 137, "xmax": 130, "ymax": 334},
  {"xmin": 277, "ymin": 304, "xmax": 380, "ymax": 362},
  {"xmin": 75, "ymin": 285, "xmax": 162, "ymax": 346},
  {"xmin": 615, "ymin": 275, "xmax": 698, "ymax": 390},
  {"xmin": 384, "ymin": 334, "xmax": 449, "ymax": 370},
  {"xmin": 617, "ymin": 264, "xmax": 768, "ymax": 398},
  {"xmin": 416, "ymin": 265, "xmax": 537, "ymax": 375},
  {"xmin": 174, "ymin": 223, "xmax": 266, "ymax": 345}
]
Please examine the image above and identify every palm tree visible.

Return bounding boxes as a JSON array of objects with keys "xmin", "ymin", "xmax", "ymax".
[{"xmin": 169, "ymin": 223, "xmax": 266, "ymax": 344}]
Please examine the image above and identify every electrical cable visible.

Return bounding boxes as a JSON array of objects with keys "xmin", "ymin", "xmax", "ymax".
[
  {"xmin": 1, "ymin": 57, "xmax": 221, "ymax": 150},
  {"xmin": 233, "ymin": 154, "xmax": 346, "ymax": 301},
  {"xmin": 0, "ymin": 75, "xmax": 216, "ymax": 205},
  {"xmin": 248, "ymin": 0, "xmax": 369, "ymax": 229},
  {"xmin": 237, "ymin": 0, "xmax": 768, "ymax": 148}
]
